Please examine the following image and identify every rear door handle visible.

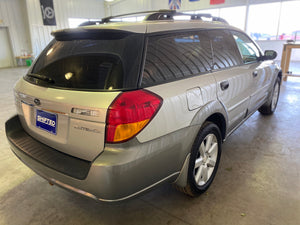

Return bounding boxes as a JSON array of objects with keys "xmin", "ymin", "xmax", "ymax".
[
  {"xmin": 220, "ymin": 80, "xmax": 229, "ymax": 91},
  {"xmin": 253, "ymin": 71, "xmax": 258, "ymax": 77}
]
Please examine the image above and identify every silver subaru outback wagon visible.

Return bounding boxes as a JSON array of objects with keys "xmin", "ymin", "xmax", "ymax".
[{"xmin": 5, "ymin": 11, "xmax": 281, "ymax": 202}]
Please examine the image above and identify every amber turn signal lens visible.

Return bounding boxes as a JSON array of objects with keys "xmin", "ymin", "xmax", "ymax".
[{"xmin": 113, "ymin": 119, "xmax": 150, "ymax": 142}]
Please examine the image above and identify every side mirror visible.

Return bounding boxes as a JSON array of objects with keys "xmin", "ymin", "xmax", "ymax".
[{"xmin": 263, "ymin": 50, "xmax": 277, "ymax": 60}]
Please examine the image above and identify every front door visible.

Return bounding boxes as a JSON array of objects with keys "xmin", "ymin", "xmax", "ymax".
[
  {"xmin": 231, "ymin": 31, "xmax": 272, "ymax": 113},
  {"xmin": 210, "ymin": 30, "xmax": 252, "ymax": 132}
]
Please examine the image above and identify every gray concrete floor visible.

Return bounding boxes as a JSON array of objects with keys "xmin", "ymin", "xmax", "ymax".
[{"xmin": 0, "ymin": 67, "xmax": 299, "ymax": 225}]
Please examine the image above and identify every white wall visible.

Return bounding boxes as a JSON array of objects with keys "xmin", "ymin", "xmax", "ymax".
[
  {"xmin": 0, "ymin": 0, "xmax": 31, "ymax": 61},
  {"xmin": 26, "ymin": 0, "xmax": 105, "ymax": 57}
]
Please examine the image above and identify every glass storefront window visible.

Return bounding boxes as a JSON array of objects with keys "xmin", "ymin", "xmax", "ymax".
[
  {"xmin": 219, "ymin": 6, "xmax": 246, "ymax": 30},
  {"xmin": 278, "ymin": 1, "xmax": 300, "ymax": 41},
  {"xmin": 247, "ymin": 2, "xmax": 281, "ymax": 40},
  {"xmin": 195, "ymin": 9, "xmax": 220, "ymax": 17}
]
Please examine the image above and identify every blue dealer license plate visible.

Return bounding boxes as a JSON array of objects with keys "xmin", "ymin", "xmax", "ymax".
[{"xmin": 36, "ymin": 109, "xmax": 57, "ymax": 135}]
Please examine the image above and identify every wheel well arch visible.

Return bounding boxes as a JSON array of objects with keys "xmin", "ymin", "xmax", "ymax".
[{"xmin": 205, "ymin": 113, "xmax": 226, "ymax": 140}]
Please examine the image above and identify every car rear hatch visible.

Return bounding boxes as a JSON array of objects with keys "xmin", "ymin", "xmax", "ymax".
[{"xmin": 14, "ymin": 28, "xmax": 144, "ymax": 161}]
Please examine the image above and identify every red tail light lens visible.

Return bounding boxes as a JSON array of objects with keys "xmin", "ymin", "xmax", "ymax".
[{"xmin": 106, "ymin": 90, "xmax": 163, "ymax": 143}]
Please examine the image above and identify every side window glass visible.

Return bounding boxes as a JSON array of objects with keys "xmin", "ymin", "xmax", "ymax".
[
  {"xmin": 231, "ymin": 31, "xmax": 261, "ymax": 64},
  {"xmin": 208, "ymin": 30, "xmax": 242, "ymax": 70},
  {"xmin": 142, "ymin": 32, "xmax": 212, "ymax": 87}
]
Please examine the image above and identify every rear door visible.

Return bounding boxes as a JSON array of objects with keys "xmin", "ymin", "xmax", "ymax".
[
  {"xmin": 210, "ymin": 30, "xmax": 252, "ymax": 132},
  {"xmin": 231, "ymin": 31, "xmax": 273, "ymax": 113}
]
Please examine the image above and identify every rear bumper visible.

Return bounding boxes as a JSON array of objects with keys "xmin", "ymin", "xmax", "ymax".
[
  {"xmin": 6, "ymin": 116, "xmax": 91, "ymax": 180},
  {"xmin": 6, "ymin": 115, "xmax": 197, "ymax": 202}
]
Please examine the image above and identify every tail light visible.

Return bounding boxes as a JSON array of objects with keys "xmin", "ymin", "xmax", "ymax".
[{"xmin": 106, "ymin": 89, "xmax": 163, "ymax": 143}]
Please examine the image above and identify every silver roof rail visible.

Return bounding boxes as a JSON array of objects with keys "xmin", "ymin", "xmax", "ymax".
[{"xmin": 79, "ymin": 10, "xmax": 229, "ymax": 26}]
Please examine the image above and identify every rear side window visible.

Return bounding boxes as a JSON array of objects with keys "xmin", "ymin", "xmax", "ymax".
[
  {"xmin": 208, "ymin": 30, "xmax": 242, "ymax": 70},
  {"xmin": 25, "ymin": 33, "xmax": 144, "ymax": 91},
  {"xmin": 142, "ymin": 31, "xmax": 212, "ymax": 87},
  {"xmin": 231, "ymin": 31, "xmax": 261, "ymax": 64}
]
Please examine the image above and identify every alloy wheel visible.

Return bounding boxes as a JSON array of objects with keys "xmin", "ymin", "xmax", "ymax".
[{"xmin": 193, "ymin": 133, "xmax": 218, "ymax": 186}]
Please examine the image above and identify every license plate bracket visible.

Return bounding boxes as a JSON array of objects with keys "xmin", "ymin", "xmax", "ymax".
[{"xmin": 36, "ymin": 109, "xmax": 57, "ymax": 135}]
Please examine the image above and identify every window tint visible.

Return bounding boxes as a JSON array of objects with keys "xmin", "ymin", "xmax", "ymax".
[
  {"xmin": 26, "ymin": 33, "xmax": 144, "ymax": 91},
  {"xmin": 142, "ymin": 32, "xmax": 212, "ymax": 87},
  {"xmin": 208, "ymin": 30, "xmax": 242, "ymax": 70},
  {"xmin": 231, "ymin": 31, "xmax": 261, "ymax": 64},
  {"xmin": 31, "ymin": 54, "xmax": 123, "ymax": 90}
]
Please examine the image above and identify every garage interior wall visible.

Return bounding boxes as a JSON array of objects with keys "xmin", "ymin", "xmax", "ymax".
[
  {"xmin": 0, "ymin": 0, "xmax": 32, "ymax": 66},
  {"xmin": 26, "ymin": 0, "xmax": 105, "ymax": 57}
]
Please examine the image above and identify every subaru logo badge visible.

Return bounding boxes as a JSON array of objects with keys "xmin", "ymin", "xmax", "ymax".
[{"xmin": 34, "ymin": 98, "xmax": 41, "ymax": 106}]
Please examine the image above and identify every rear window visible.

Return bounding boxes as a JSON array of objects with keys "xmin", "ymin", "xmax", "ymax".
[{"xmin": 25, "ymin": 31, "xmax": 144, "ymax": 91}]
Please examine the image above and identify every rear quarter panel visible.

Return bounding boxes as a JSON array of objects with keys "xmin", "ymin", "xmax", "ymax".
[{"xmin": 137, "ymin": 73, "xmax": 220, "ymax": 143}]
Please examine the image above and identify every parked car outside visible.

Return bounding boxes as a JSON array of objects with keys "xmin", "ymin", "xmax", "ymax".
[
  {"xmin": 278, "ymin": 30, "xmax": 300, "ymax": 41},
  {"xmin": 250, "ymin": 32, "xmax": 272, "ymax": 40},
  {"xmin": 5, "ymin": 11, "xmax": 281, "ymax": 202}
]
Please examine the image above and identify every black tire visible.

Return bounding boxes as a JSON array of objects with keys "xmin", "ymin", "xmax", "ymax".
[
  {"xmin": 179, "ymin": 121, "xmax": 222, "ymax": 197},
  {"xmin": 258, "ymin": 77, "xmax": 281, "ymax": 115}
]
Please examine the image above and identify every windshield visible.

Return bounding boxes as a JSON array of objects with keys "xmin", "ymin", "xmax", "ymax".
[{"xmin": 25, "ymin": 32, "xmax": 144, "ymax": 91}]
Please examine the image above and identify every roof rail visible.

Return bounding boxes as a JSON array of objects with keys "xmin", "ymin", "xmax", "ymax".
[
  {"xmin": 80, "ymin": 10, "xmax": 229, "ymax": 26},
  {"xmin": 100, "ymin": 10, "xmax": 174, "ymax": 24},
  {"xmin": 144, "ymin": 10, "xmax": 177, "ymax": 21},
  {"xmin": 145, "ymin": 11, "xmax": 228, "ymax": 24}
]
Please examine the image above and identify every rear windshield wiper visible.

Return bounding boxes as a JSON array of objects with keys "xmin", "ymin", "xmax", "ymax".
[{"xmin": 26, "ymin": 73, "xmax": 55, "ymax": 84}]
